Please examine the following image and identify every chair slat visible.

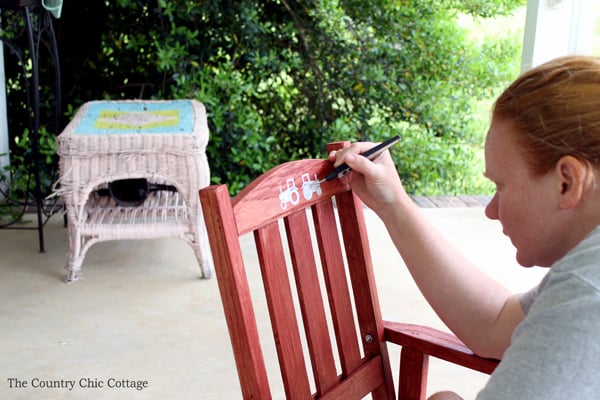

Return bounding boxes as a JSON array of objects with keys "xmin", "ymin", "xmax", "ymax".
[
  {"xmin": 311, "ymin": 199, "xmax": 362, "ymax": 374},
  {"xmin": 284, "ymin": 210, "xmax": 339, "ymax": 394},
  {"xmin": 336, "ymin": 192, "xmax": 383, "ymax": 351},
  {"xmin": 336, "ymin": 191, "xmax": 395, "ymax": 399},
  {"xmin": 255, "ymin": 222, "xmax": 312, "ymax": 399}
]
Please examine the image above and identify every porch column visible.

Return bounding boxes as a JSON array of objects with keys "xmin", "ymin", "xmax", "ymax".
[{"xmin": 521, "ymin": 0, "xmax": 597, "ymax": 71}]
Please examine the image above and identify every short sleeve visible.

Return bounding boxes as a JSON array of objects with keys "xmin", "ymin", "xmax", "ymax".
[
  {"xmin": 518, "ymin": 273, "xmax": 549, "ymax": 314},
  {"xmin": 477, "ymin": 273, "xmax": 600, "ymax": 400}
]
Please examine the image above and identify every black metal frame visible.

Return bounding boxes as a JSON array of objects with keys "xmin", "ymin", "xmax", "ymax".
[{"xmin": 0, "ymin": 0, "xmax": 61, "ymax": 252}]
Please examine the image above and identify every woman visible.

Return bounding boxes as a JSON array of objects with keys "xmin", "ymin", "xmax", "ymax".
[{"xmin": 331, "ymin": 55, "xmax": 600, "ymax": 399}]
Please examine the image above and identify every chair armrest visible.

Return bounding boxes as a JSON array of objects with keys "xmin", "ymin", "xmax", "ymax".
[{"xmin": 383, "ymin": 321, "xmax": 499, "ymax": 375}]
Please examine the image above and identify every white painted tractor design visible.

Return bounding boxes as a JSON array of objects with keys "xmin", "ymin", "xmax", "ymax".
[
  {"xmin": 301, "ymin": 173, "xmax": 322, "ymax": 200},
  {"xmin": 279, "ymin": 178, "xmax": 300, "ymax": 209}
]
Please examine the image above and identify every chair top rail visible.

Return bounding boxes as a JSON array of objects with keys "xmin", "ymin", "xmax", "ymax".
[{"xmin": 232, "ymin": 158, "xmax": 349, "ymax": 236}]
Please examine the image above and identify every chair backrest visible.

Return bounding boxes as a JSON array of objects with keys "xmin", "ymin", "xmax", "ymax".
[{"xmin": 200, "ymin": 143, "xmax": 396, "ymax": 399}]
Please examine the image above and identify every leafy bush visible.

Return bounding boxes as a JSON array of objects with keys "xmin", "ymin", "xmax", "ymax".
[{"xmin": 41, "ymin": 0, "xmax": 526, "ymax": 195}]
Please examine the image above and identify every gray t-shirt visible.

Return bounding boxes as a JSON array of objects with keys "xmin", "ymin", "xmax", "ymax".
[{"xmin": 476, "ymin": 226, "xmax": 600, "ymax": 399}]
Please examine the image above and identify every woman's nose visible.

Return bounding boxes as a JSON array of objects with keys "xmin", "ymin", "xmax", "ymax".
[{"xmin": 485, "ymin": 194, "xmax": 499, "ymax": 220}]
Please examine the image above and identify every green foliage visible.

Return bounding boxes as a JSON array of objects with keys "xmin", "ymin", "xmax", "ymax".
[
  {"xmin": 392, "ymin": 122, "xmax": 493, "ymax": 195},
  {"xmin": 176, "ymin": 64, "xmax": 280, "ymax": 194},
  {"xmin": 0, "ymin": 127, "xmax": 57, "ymax": 196},
  {"xmin": 50, "ymin": 0, "xmax": 525, "ymax": 195},
  {"xmin": 0, "ymin": 125, "xmax": 57, "ymax": 223}
]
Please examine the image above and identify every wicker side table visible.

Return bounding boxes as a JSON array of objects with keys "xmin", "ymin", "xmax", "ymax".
[{"xmin": 55, "ymin": 99, "xmax": 212, "ymax": 282}]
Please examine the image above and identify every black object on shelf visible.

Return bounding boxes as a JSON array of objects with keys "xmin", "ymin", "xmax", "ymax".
[
  {"xmin": 0, "ymin": 0, "xmax": 61, "ymax": 252},
  {"xmin": 96, "ymin": 179, "xmax": 178, "ymax": 208}
]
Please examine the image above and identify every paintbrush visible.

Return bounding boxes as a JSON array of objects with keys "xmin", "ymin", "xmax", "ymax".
[{"xmin": 319, "ymin": 135, "xmax": 401, "ymax": 183}]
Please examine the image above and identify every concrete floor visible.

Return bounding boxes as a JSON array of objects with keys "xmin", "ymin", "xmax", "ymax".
[{"xmin": 0, "ymin": 206, "xmax": 547, "ymax": 400}]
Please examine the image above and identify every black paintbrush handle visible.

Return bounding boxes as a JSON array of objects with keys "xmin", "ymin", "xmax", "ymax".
[{"xmin": 323, "ymin": 135, "xmax": 401, "ymax": 182}]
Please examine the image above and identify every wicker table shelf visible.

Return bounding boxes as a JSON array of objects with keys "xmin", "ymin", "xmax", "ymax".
[
  {"xmin": 55, "ymin": 99, "xmax": 212, "ymax": 282},
  {"xmin": 83, "ymin": 189, "xmax": 191, "ymax": 228}
]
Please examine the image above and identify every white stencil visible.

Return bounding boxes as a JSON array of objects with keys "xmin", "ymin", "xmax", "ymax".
[
  {"xmin": 301, "ymin": 173, "xmax": 322, "ymax": 201},
  {"xmin": 279, "ymin": 178, "xmax": 300, "ymax": 209},
  {"xmin": 279, "ymin": 173, "xmax": 322, "ymax": 209}
]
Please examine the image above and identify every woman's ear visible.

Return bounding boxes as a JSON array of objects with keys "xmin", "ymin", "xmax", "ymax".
[{"xmin": 556, "ymin": 155, "xmax": 587, "ymax": 209}]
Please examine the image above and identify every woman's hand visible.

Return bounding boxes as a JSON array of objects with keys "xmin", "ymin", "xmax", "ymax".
[{"xmin": 328, "ymin": 141, "xmax": 410, "ymax": 214}]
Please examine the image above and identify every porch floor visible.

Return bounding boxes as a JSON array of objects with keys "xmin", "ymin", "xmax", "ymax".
[{"xmin": 0, "ymin": 200, "xmax": 546, "ymax": 399}]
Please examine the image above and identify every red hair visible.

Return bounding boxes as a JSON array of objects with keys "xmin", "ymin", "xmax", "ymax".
[{"xmin": 493, "ymin": 55, "xmax": 600, "ymax": 175}]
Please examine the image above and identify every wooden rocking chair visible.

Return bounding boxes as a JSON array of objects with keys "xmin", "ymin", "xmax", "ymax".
[{"xmin": 199, "ymin": 142, "xmax": 499, "ymax": 399}]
